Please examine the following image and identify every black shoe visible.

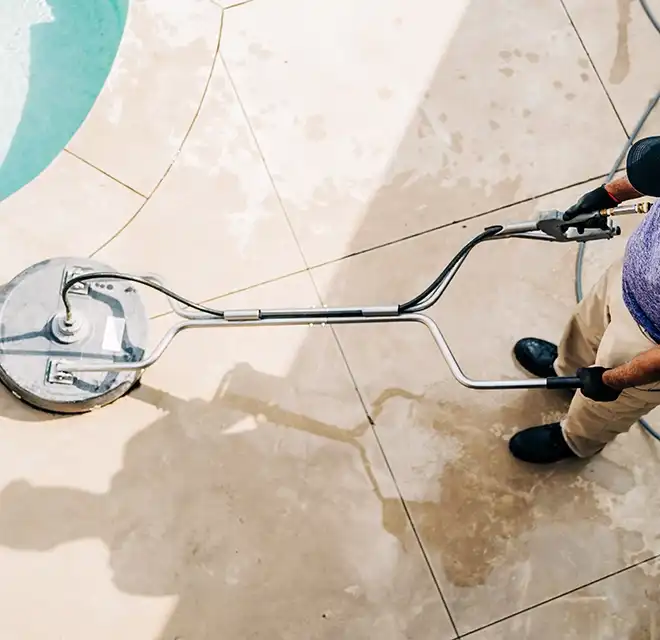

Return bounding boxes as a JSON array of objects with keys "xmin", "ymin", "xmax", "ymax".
[
  {"xmin": 508, "ymin": 423, "xmax": 578, "ymax": 464},
  {"xmin": 514, "ymin": 338, "xmax": 558, "ymax": 378}
]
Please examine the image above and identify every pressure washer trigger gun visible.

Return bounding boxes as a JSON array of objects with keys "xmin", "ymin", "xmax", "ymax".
[
  {"xmin": 536, "ymin": 201, "xmax": 652, "ymax": 243},
  {"xmin": 535, "ymin": 209, "xmax": 619, "ymax": 242}
]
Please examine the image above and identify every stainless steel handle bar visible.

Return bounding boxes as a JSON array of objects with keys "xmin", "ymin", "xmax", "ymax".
[
  {"xmin": 56, "ymin": 312, "xmax": 576, "ymax": 390},
  {"xmin": 56, "ymin": 203, "xmax": 651, "ymax": 390}
]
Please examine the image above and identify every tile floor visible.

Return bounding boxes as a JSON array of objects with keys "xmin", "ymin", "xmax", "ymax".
[{"xmin": 0, "ymin": 0, "xmax": 659, "ymax": 638}]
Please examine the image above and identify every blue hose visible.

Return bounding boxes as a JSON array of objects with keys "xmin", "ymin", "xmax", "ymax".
[{"xmin": 574, "ymin": 0, "xmax": 660, "ymax": 441}]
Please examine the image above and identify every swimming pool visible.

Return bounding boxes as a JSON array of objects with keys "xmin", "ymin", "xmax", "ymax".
[{"xmin": 0, "ymin": 0, "xmax": 128, "ymax": 201}]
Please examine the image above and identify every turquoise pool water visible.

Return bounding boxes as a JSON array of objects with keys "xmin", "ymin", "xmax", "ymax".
[{"xmin": 0, "ymin": 0, "xmax": 128, "ymax": 201}]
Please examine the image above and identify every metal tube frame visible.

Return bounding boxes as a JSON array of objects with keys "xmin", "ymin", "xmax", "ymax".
[{"xmin": 56, "ymin": 203, "xmax": 650, "ymax": 390}]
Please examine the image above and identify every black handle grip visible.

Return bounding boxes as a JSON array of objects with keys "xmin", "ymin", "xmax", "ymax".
[{"xmin": 546, "ymin": 376, "xmax": 582, "ymax": 390}]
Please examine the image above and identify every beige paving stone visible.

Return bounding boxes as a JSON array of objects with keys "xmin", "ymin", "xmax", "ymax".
[
  {"xmin": 67, "ymin": 0, "xmax": 223, "ymax": 195},
  {"xmin": 0, "ymin": 274, "xmax": 454, "ymax": 640},
  {"xmin": 221, "ymin": 0, "xmax": 626, "ymax": 266},
  {"xmin": 467, "ymin": 557, "xmax": 660, "ymax": 639},
  {"xmin": 311, "ymin": 179, "xmax": 660, "ymax": 633},
  {"xmin": 0, "ymin": 151, "xmax": 144, "ymax": 283},
  {"xmin": 562, "ymin": 0, "xmax": 660, "ymax": 136},
  {"xmin": 94, "ymin": 57, "xmax": 305, "ymax": 317}
]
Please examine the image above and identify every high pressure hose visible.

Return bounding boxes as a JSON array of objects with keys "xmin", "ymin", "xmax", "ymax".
[
  {"xmin": 398, "ymin": 225, "xmax": 503, "ymax": 312},
  {"xmin": 640, "ymin": 0, "xmax": 660, "ymax": 33},
  {"xmin": 575, "ymin": 0, "xmax": 660, "ymax": 441}
]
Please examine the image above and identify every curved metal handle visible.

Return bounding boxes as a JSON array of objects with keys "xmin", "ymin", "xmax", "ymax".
[{"xmin": 54, "ymin": 311, "xmax": 576, "ymax": 392}]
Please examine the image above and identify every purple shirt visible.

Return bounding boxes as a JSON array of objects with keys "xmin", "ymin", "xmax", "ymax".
[{"xmin": 622, "ymin": 199, "xmax": 660, "ymax": 343}]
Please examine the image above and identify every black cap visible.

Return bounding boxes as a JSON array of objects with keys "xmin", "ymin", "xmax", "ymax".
[{"xmin": 626, "ymin": 136, "xmax": 660, "ymax": 197}]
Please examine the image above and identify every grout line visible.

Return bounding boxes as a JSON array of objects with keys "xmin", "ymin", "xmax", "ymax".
[
  {"xmin": 216, "ymin": 0, "xmax": 256, "ymax": 8},
  {"xmin": 304, "ymin": 269, "xmax": 461, "ymax": 634},
  {"xmin": 459, "ymin": 552, "xmax": 660, "ymax": 637},
  {"xmin": 304, "ymin": 170, "xmax": 614, "ymax": 269},
  {"xmin": 88, "ymin": 9, "xmax": 225, "ymax": 258},
  {"xmin": 63, "ymin": 149, "xmax": 148, "ymax": 199},
  {"xmin": 558, "ymin": 0, "xmax": 630, "ymax": 139},
  {"xmin": 220, "ymin": 54, "xmax": 312, "ymax": 274},
  {"xmin": 371, "ymin": 424, "xmax": 461, "ymax": 637},
  {"xmin": 316, "ymin": 311, "xmax": 461, "ymax": 635}
]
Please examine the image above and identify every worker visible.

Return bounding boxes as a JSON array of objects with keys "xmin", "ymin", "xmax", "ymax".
[{"xmin": 509, "ymin": 135, "xmax": 660, "ymax": 464}]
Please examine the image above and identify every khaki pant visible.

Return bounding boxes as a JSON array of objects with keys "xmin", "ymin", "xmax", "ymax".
[{"xmin": 554, "ymin": 257, "xmax": 660, "ymax": 457}]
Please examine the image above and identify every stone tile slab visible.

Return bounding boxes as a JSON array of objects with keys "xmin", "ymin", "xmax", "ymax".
[
  {"xmin": 221, "ymin": 0, "xmax": 626, "ymax": 265},
  {"xmin": 311, "ymin": 180, "xmax": 660, "ymax": 633},
  {"xmin": 67, "ymin": 0, "xmax": 222, "ymax": 195},
  {"xmin": 562, "ymin": 0, "xmax": 660, "ymax": 134},
  {"xmin": 0, "ymin": 151, "xmax": 144, "ymax": 282},
  {"xmin": 95, "ymin": 57, "xmax": 305, "ymax": 317},
  {"xmin": 467, "ymin": 557, "xmax": 660, "ymax": 639}
]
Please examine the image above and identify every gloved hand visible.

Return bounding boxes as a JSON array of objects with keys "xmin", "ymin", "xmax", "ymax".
[
  {"xmin": 577, "ymin": 366, "xmax": 621, "ymax": 402},
  {"xmin": 563, "ymin": 185, "xmax": 619, "ymax": 221}
]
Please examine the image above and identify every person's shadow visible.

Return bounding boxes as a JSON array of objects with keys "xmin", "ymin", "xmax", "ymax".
[
  {"xmin": 0, "ymin": 356, "xmax": 592, "ymax": 637},
  {"xmin": 0, "ymin": 362, "xmax": 453, "ymax": 638},
  {"xmin": 0, "ymin": 0, "xmax": 128, "ymax": 201}
]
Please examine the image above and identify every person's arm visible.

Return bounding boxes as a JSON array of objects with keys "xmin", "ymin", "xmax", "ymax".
[
  {"xmin": 577, "ymin": 347, "xmax": 660, "ymax": 403},
  {"xmin": 564, "ymin": 174, "xmax": 642, "ymax": 219},
  {"xmin": 604, "ymin": 175, "xmax": 642, "ymax": 203},
  {"xmin": 602, "ymin": 346, "xmax": 660, "ymax": 389}
]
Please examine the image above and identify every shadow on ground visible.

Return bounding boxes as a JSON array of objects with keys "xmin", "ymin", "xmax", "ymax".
[
  {"xmin": 0, "ymin": 366, "xmax": 447, "ymax": 638},
  {"xmin": 1, "ymin": 361, "xmax": 651, "ymax": 636}
]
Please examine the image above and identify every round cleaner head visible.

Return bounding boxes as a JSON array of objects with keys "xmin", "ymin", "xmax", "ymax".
[{"xmin": 0, "ymin": 258, "xmax": 148, "ymax": 414}]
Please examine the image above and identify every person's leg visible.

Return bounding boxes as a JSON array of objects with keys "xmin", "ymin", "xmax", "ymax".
[
  {"xmin": 553, "ymin": 258, "xmax": 621, "ymax": 376},
  {"xmin": 511, "ymin": 258, "xmax": 660, "ymax": 462},
  {"xmin": 514, "ymin": 259, "xmax": 620, "ymax": 378},
  {"xmin": 561, "ymin": 387, "xmax": 657, "ymax": 457},
  {"xmin": 562, "ymin": 266, "xmax": 660, "ymax": 456}
]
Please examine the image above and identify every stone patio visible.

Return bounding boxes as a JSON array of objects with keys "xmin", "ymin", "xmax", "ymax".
[{"xmin": 1, "ymin": 0, "xmax": 660, "ymax": 638}]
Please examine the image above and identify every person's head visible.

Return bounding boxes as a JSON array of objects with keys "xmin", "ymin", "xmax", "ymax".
[{"xmin": 626, "ymin": 136, "xmax": 660, "ymax": 197}]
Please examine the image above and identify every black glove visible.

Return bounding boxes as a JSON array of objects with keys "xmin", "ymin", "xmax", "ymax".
[
  {"xmin": 577, "ymin": 366, "xmax": 621, "ymax": 402},
  {"xmin": 563, "ymin": 185, "xmax": 618, "ymax": 221}
]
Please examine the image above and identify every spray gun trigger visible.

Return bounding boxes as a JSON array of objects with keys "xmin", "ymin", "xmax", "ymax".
[{"xmin": 536, "ymin": 209, "xmax": 618, "ymax": 242}]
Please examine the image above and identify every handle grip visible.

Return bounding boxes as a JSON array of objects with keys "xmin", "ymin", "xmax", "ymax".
[{"xmin": 546, "ymin": 376, "xmax": 582, "ymax": 390}]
